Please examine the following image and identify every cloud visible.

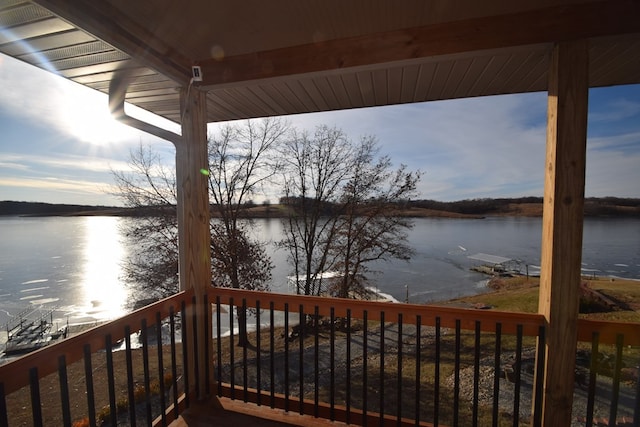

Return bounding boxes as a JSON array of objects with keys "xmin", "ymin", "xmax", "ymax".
[
  {"xmin": 4, "ymin": 153, "xmax": 126, "ymax": 173},
  {"xmin": 2, "ymin": 51, "xmax": 639, "ymax": 204},
  {"xmin": 589, "ymin": 131, "xmax": 640, "ymax": 153},
  {"xmin": 0, "ymin": 160, "xmax": 29, "ymax": 171},
  {"xmin": 0, "ymin": 175, "xmax": 118, "ymax": 206},
  {"xmin": 585, "ymin": 148, "xmax": 640, "ymax": 197},
  {"xmin": 288, "ymin": 93, "xmax": 549, "ymax": 200},
  {"xmin": 590, "ymin": 99, "xmax": 640, "ymax": 123},
  {"xmin": 0, "ymin": 175, "xmax": 105, "ymax": 192}
]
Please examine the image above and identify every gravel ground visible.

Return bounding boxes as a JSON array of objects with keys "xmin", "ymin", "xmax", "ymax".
[
  {"xmin": 449, "ymin": 351, "xmax": 638, "ymax": 426},
  {"xmin": 221, "ymin": 322, "xmax": 638, "ymax": 426}
]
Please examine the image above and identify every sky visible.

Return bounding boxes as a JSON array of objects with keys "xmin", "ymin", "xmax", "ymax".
[{"xmin": 1, "ymin": 52, "xmax": 639, "ymax": 206}]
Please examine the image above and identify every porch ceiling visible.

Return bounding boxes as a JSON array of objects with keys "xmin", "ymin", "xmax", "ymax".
[{"xmin": 1, "ymin": 0, "xmax": 639, "ymax": 125}]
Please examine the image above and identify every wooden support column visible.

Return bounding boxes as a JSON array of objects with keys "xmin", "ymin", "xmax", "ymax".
[
  {"xmin": 535, "ymin": 40, "xmax": 589, "ymax": 427},
  {"xmin": 176, "ymin": 86, "xmax": 212, "ymax": 399}
]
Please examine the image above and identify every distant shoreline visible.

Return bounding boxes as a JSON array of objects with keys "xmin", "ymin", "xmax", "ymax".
[{"xmin": 1, "ymin": 198, "xmax": 639, "ymax": 219}]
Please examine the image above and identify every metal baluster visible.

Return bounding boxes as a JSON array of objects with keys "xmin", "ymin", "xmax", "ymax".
[
  {"xmin": 256, "ymin": 300, "xmax": 262, "ymax": 405},
  {"xmin": 156, "ymin": 312, "xmax": 167, "ymax": 427},
  {"xmin": 453, "ymin": 320, "xmax": 461, "ymax": 427},
  {"xmin": 284, "ymin": 303, "xmax": 290, "ymax": 412},
  {"xmin": 473, "ymin": 321, "xmax": 481, "ymax": 427},
  {"xmin": 513, "ymin": 325, "xmax": 523, "ymax": 427},
  {"xmin": 270, "ymin": 301, "xmax": 275, "ymax": 408},
  {"xmin": 434, "ymin": 316, "xmax": 440, "ymax": 427},
  {"xmin": 379, "ymin": 311, "xmax": 385, "ymax": 427},
  {"xmin": 331, "ymin": 306, "xmax": 336, "ymax": 421},
  {"xmin": 314, "ymin": 305, "xmax": 320, "ymax": 418},
  {"xmin": 29, "ymin": 367, "xmax": 43, "ymax": 427},
  {"xmin": 83, "ymin": 343, "xmax": 97, "ymax": 426},
  {"xmin": 634, "ymin": 361, "xmax": 640, "ymax": 427},
  {"xmin": 58, "ymin": 355, "xmax": 71, "ymax": 427},
  {"xmin": 363, "ymin": 310, "xmax": 368, "ymax": 426},
  {"xmin": 492, "ymin": 323, "xmax": 502, "ymax": 427},
  {"xmin": 242, "ymin": 299, "xmax": 248, "ymax": 402},
  {"xmin": 397, "ymin": 313, "xmax": 403, "ymax": 426},
  {"xmin": 191, "ymin": 295, "xmax": 200, "ymax": 399},
  {"xmin": 141, "ymin": 319, "xmax": 152, "ymax": 426},
  {"xmin": 229, "ymin": 297, "xmax": 235, "ymax": 399},
  {"xmin": 170, "ymin": 307, "xmax": 179, "ymax": 418},
  {"xmin": 0, "ymin": 383, "xmax": 8, "ymax": 427},
  {"xmin": 181, "ymin": 301, "xmax": 189, "ymax": 408},
  {"xmin": 346, "ymin": 308, "xmax": 352, "ymax": 424},
  {"xmin": 204, "ymin": 293, "xmax": 210, "ymax": 396},
  {"xmin": 104, "ymin": 336, "xmax": 117, "ymax": 421},
  {"xmin": 125, "ymin": 325, "xmax": 137, "ymax": 426},
  {"xmin": 532, "ymin": 325, "xmax": 545, "ymax": 427},
  {"xmin": 216, "ymin": 296, "xmax": 222, "ymax": 395},
  {"xmin": 609, "ymin": 334, "xmax": 624, "ymax": 425},
  {"xmin": 299, "ymin": 304, "xmax": 305, "ymax": 415},
  {"xmin": 416, "ymin": 316, "xmax": 422, "ymax": 427}
]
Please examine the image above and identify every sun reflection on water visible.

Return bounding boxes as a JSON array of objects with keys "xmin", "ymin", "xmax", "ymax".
[{"xmin": 80, "ymin": 217, "xmax": 128, "ymax": 320}]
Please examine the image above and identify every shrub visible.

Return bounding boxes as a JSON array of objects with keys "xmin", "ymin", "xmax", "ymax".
[{"xmin": 72, "ymin": 418, "xmax": 89, "ymax": 427}]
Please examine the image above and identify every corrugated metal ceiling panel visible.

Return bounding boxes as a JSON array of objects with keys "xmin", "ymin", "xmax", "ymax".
[
  {"xmin": 1, "ymin": 0, "xmax": 639, "ymax": 126},
  {"xmin": 204, "ymin": 47, "xmax": 552, "ymax": 122},
  {"xmin": 0, "ymin": 0, "xmax": 182, "ymax": 122}
]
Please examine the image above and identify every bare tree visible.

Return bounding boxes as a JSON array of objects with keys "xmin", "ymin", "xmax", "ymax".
[
  {"xmin": 280, "ymin": 126, "xmax": 420, "ymax": 298},
  {"xmin": 111, "ymin": 143, "xmax": 179, "ymax": 301},
  {"xmin": 111, "ymin": 119, "xmax": 286, "ymax": 330},
  {"xmin": 280, "ymin": 125, "xmax": 354, "ymax": 296},
  {"xmin": 331, "ymin": 138, "xmax": 420, "ymax": 298},
  {"xmin": 208, "ymin": 118, "xmax": 286, "ymax": 290},
  {"xmin": 208, "ymin": 118, "xmax": 288, "ymax": 345}
]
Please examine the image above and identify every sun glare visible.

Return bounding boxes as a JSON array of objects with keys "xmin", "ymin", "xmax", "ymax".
[
  {"xmin": 80, "ymin": 216, "xmax": 128, "ymax": 320},
  {"xmin": 60, "ymin": 88, "xmax": 134, "ymax": 145}
]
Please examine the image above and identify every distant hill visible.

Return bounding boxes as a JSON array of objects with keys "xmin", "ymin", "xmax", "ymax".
[
  {"xmin": 0, "ymin": 201, "xmax": 125, "ymax": 216},
  {"xmin": 2, "ymin": 197, "xmax": 639, "ymax": 218},
  {"xmin": 407, "ymin": 197, "xmax": 640, "ymax": 218}
]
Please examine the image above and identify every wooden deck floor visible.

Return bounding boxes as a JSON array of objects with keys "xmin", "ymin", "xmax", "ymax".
[{"xmin": 169, "ymin": 397, "xmax": 347, "ymax": 427}]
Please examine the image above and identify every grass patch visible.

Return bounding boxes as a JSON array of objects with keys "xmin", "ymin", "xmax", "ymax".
[{"xmin": 446, "ymin": 276, "xmax": 640, "ymax": 322}]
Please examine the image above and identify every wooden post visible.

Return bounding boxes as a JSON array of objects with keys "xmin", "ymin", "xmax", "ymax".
[
  {"xmin": 534, "ymin": 40, "xmax": 589, "ymax": 427},
  {"xmin": 176, "ymin": 86, "xmax": 212, "ymax": 399}
]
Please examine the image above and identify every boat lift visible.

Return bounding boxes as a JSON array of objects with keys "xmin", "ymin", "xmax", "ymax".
[{"xmin": 468, "ymin": 252, "xmax": 521, "ymax": 276}]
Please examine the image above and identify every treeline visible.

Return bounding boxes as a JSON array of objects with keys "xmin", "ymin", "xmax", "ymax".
[
  {"xmin": 409, "ymin": 197, "xmax": 543, "ymax": 215},
  {"xmin": 0, "ymin": 201, "xmax": 164, "ymax": 217},
  {"xmin": 3, "ymin": 197, "xmax": 640, "ymax": 217},
  {"xmin": 408, "ymin": 197, "xmax": 640, "ymax": 216},
  {"xmin": 584, "ymin": 197, "xmax": 640, "ymax": 216},
  {"xmin": 0, "ymin": 201, "xmax": 119, "ymax": 216}
]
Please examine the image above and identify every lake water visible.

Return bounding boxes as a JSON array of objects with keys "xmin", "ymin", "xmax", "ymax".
[{"xmin": 1, "ymin": 215, "xmax": 639, "ymax": 330}]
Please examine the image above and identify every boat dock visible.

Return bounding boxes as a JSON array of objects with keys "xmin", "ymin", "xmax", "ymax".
[
  {"xmin": 468, "ymin": 253, "xmax": 522, "ymax": 276},
  {"xmin": 3, "ymin": 308, "xmax": 67, "ymax": 356}
]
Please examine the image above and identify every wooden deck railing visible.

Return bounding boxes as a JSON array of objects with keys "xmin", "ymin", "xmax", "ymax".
[
  {"xmin": 208, "ymin": 288, "xmax": 640, "ymax": 427},
  {"xmin": 1, "ymin": 287, "xmax": 638, "ymax": 426},
  {"xmin": 208, "ymin": 287, "xmax": 547, "ymax": 426},
  {"xmin": 0, "ymin": 290, "xmax": 196, "ymax": 427}
]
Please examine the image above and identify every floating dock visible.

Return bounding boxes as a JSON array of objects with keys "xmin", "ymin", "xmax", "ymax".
[{"xmin": 3, "ymin": 308, "xmax": 67, "ymax": 356}]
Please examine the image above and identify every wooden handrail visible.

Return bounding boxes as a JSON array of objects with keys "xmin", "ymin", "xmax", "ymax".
[
  {"xmin": 0, "ymin": 289, "xmax": 194, "ymax": 395},
  {"xmin": 577, "ymin": 317, "xmax": 640, "ymax": 346},
  {"xmin": 2, "ymin": 285, "xmax": 636, "ymax": 409},
  {"xmin": 208, "ymin": 287, "xmax": 640, "ymax": 345},
  {"xmin": 207, "ymin": 287, "xmax": 545, "ymax": 336}
]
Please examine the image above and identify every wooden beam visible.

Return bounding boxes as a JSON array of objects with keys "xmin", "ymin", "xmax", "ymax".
[
  {"xmin": 32, "ymin": 0, "xmax": 192, "ymax": 85},
  {"xmin": 535, "ymin": 40, "xmax": 589, "ymax": 427},
  {"xmin": 197, "ymin": 0, "xmax": 640, "ymax": 88},
  {"xmin": 176, "ymin": 87, "xmax": 213, "ymax": 399}
]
